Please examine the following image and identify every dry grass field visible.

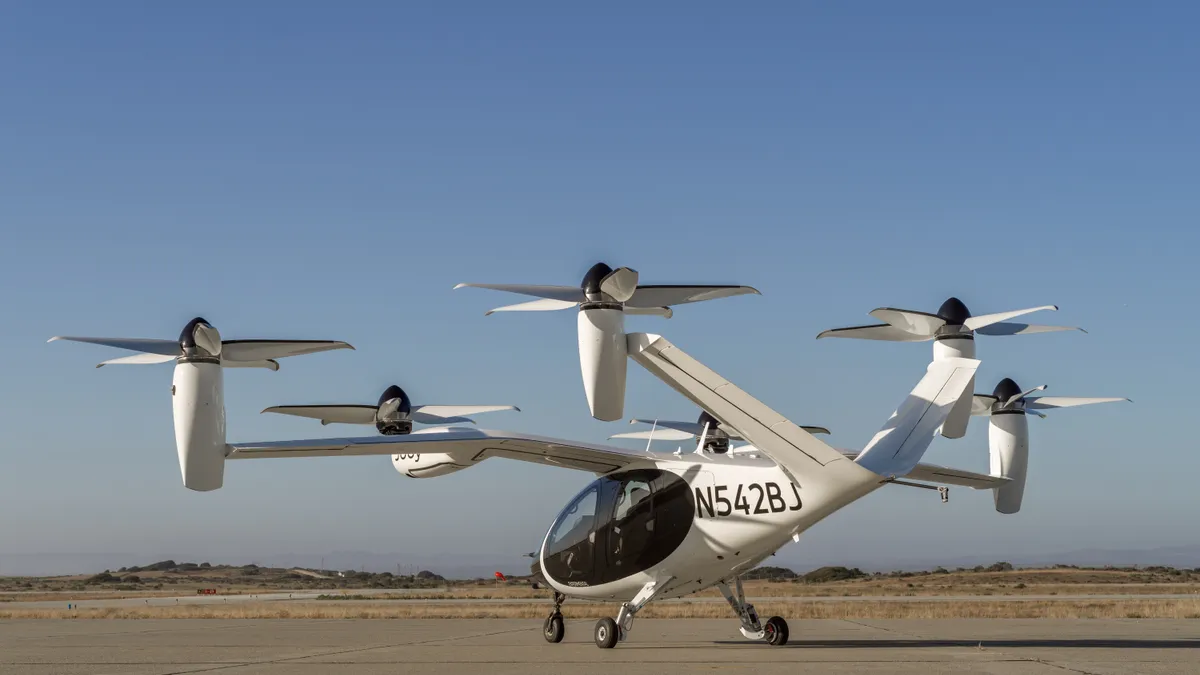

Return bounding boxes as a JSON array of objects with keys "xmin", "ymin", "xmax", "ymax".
[{"xmin": 3, "ymin": 561, "xmax": 1198, "ymax": 620}]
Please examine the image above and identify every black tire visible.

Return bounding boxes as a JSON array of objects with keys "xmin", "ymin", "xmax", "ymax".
[
  {"xmin": 594, "ymin": 617, "xmax": 619, "ymax": 648},
  {"xmin": 543, "ymin": 613, "xmax": 564, "ymax": 643},
  {"xmin": 764, "ymin": 616, "xmax": 789, "ymax": 646}
]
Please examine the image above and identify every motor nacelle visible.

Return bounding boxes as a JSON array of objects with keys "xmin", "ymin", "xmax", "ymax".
[
  {"xmin": 987, "ymin": 378, "xmax": 1029, "ymax": 514},
  {"xmin": 391, "ymin": 451, "xmax": 474, "ymax": 478}
]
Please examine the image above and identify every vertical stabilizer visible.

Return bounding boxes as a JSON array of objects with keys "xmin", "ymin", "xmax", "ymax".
[{"xmin": 854, "ymin": 358, "xmax": 980, "ymax": 477}]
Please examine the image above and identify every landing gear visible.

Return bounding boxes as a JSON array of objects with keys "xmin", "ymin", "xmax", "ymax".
[
  {"xmin": 594, "ymin": 578, "xmax": 670, "ymax": 649},
  {"xmin": 764, "ymin": 616, "xmax": 789, "ymax": 646},
  {"xmin": 719, "ymin": 577, "xmax": 789, "ymax": 646},
  {"xmin": 543, "ymin": 592, "xmax": 565, "ymax": 644},
  {"xmin": 594, "ymin": 616, "xmax": 618, "ymax": 648}
]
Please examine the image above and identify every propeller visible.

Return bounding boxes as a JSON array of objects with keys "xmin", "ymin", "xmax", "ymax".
[
  {"xmin": 49, "ymin": 317, "xmax": 354, "ymax": 370},
  {"xmin": 455, "ymin": 262, "xmax": 760, "ymax": 316},
  {"xmin": 609, "ymin": 411, "xmax": 830, "ymax": 454},
  {"xmin": 971, "ymin": 377, "xmax": 1130, "ymax": 418},
  {"xmin": 262, "ymin": 384, "xmax": 519, "ymax": 435},
  {"xmin": 456, "ymin": 262, "xmax": 760, "ymax": 421},
  {"xmin": 816, "ymin": 297, "xmax": 1083, "ymax": 343}
]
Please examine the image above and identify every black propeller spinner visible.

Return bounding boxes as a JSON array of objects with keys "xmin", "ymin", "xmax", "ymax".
[
  {"xmin": 991, "ymin": 377, "xmax": 1028, "ymax": 416},
  {"xmin": 581, "ymin": 262, "xmax": 615, "ymax": 299},
  {"xmin": 936, "ymin": 297, "xmax": 971, "ymax": 326},
  {"xmin": 376, "ymin": 385, "xmax": 414, "ymax": 435}
]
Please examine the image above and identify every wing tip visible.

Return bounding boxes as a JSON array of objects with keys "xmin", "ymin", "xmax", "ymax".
[{"xmin": 48, "ymin": 336, "xmax": 64, "ymax": 343}]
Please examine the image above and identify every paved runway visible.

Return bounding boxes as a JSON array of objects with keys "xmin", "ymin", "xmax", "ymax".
[{"xmin": 1, "ymin": 618, "xmax": 1196, "ymax": 674}]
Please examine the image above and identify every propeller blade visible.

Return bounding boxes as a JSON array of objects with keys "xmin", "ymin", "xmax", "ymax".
[
  {"xmin": 816, "ymin": 324, "xmax": 933, "ymax": 342},
  {"xmin": 221, "ymin": 340, "xmax": 354, "ymax": 362},
  {"xmin": 625, "ymin": 285, "xmax": 759, "ymax": 308},
  {"xmin": 410, "ymin": 413, "xmax": 476, "ymax": 425},
  {"xmin": 454, "ymin": 284, "xmax": 586, "ymax": 303},
  {"xmin": 193, "ymin": 323, "xmax": 223, "ymax": 357},
  {"xmin": 1027, "ymin": 409, "xmax": 1047, "ymax": 419},
  {"xmin": 610, "ymin": 429, "xmax": 696, "ymax": 441},
  {"xmin": 221, "ymin": 358, "xmax": 280, "ymax": 371},
  {"xmin": 1025, "ymin": 396, "xmax": 1131, "ymax": 410},
  {"xmin": 868, "ymin": 308, "xmax": 945, "ymax": 336},
  {"xmin": 971, "ymin": 394, "xmax": 999, "ymax": 416},
  {"xmin": 963, "ymin": 305, "xmax": 1058, "ymax": 331},
  {"xmin": 48, "ymin": 336, "xmax": 182, "ymax": 356},
  {"xmin": 377, "ymin": 397, "xmax": 404, "ymax": 419},
  {"xmin": 261, "ymin": 405, "xmax": 379, "ymax": 425},
  {"xmin": 599, "ymin": 267, "xmax": 639, "ymax": 302},
  {"xmin": 96, "ymin": 353, "xmax": 177, "ymax": 368},
  {"xmin": 1006, "ymin": 385, "xmax": 1047, "ymax": 407},
  {"xmin": 624, "ymin": 306, "xmax": 673, "ymax": 318},
  {"xmin": 975, "ymin": 322, "xmax": 1085, "ymax": 336},
  {"xmin": 800, "ymin": 426, "xmax": 832, "ymax": 436},
  {"xmin": 411, "ymin": 405, "xmax": 519, "ymax": 418},
  {"xmin": 483, "ymin": 298, "xmax": 579, "ymax": 315}
]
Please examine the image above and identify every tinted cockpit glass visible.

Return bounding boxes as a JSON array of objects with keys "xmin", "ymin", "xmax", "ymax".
[{"xmin": 541, "ymin": 469, "xmax": 693, "ymax": 587}]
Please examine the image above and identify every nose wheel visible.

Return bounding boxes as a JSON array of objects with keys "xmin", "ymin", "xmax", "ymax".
[
  {"xmin": 543, "ymin": 612, "xmax": 564, "ymax": 643},
  {"xmin": 543, "ymin": 591, "xmax": 566, "ymax": 644}
]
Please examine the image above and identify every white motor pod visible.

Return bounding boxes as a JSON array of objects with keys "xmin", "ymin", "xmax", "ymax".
[
  {"xmin": 50, "ymin": 316, "xmax": 354, "ymax": 492},
  {"xmin": 988, "ymin": 408, "xmax": 1028, "ymax": 514},
  {"xmin": 578, "ymin": 306, "xmax": 627, "ymax": 421},
  {"xmin": 171, "ymin": 318, "xmax": 228, "ymax": 491}
]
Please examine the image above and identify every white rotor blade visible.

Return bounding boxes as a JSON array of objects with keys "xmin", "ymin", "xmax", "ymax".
[
  {"xmin": 454, "ymin": 283, "xmax": 586, "ymax": 303},
  {"xmin": 483, "ymin": 298, "xmax": 579, "ymax": 315},
  {"xmin": 1006, "ymin": 385, "xmax": 1047, "ymax": 407},
  {"xmin": 975, "ymin": 322, "xmax": 1085, "ymax": 336},
  {"xmin": 624, "ymin": 306, "xmax": 673, "ymax": 318},
  {"xmin": 963, "ymin": 305, "xmax": 1058, "ymax": 331},
  {"xmin": 599, "ymin": 267, "xmax": 639, "ymax": 302},
  {"xmin": 799, "ymin": 426, "xmax": 831, "ymax": 435},
  {"xmin": 625, "ymin": 285, "xmax": 759, "ymax": 308},
  {"xmin": 96, "ymin": 352, "xmax": 177, "ymax": 368},
  {"xmin": 377, "ymin": 398, "xmax": 404, "ymax": 418},
  {"xmin": 221, "ymin": 358, "xmax": 280, "ymax": 371},
  {"xmin": 48, "ymin": 336, "xmax": 182, "ymax": 356},
  {"xmin": 610, "ymin": 429, "xmax": 696, "ymax": 441},
  {"xmin": 816, "ymin": 324, "xmax": 932, "ymax": 342},
  {"xmin": 221, "ymin": 340, "xmax": 354, "ymax": 362},
  {"xmin": 261, "ymin": 405, "xmax": 378, "ymax": 425},
  {"xmin": 868, "ymin": 308, "xmax": 946, "ymax": 336},
  {"xmin": 193, "ymin": 323, "xmax": 223, "ymax": 356},
  {"xmin": 971, "ymin": 394, "xmax": 998, "ymax": 416},
  {"xmin": 1025, "ymin": 396, "xmax": 1130, "ymax": 410},
  {"xmin": 411, "ymin": 405, "xmax": 520, "ymax": 418},
  {"xmin": 628, "ymin": 419, "xmax": 707, "ymax": 436}
]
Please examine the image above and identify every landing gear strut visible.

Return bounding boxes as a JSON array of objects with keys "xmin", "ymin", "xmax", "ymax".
[
  {"xmin": 719, "ymin": 577, "xmax": 789, "ymax": 646},
  {"xmin": 543, "ymin": 591, "xmax": 565, "ymax": 644},
  {"xmin": 594, "ymin": 578, "xmax": 669, "ymax": 649}
]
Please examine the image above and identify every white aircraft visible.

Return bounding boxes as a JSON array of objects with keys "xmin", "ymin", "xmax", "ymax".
[{"xmin": 50, "ymin": 300, "xmax": 1123, "ymax": 650}]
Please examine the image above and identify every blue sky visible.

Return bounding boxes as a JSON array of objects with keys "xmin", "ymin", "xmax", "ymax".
[{"xmin": 1, "ymin": 2, "xmax": 1197, "ymax": 573}]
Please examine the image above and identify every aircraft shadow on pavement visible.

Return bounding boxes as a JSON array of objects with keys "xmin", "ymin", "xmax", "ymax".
[{"xmin": 712, "ymin": 639, "xmax": 1200, "ymax": 649}]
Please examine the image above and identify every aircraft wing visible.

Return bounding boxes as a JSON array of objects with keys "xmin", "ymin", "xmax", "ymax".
[
  {"xmin": 225, "ymin": 428, "xmax": 650, "ymax": 475},
  {"xmin": 837, "ymin": 450, "xmax": 1009, "ymax": 490}
]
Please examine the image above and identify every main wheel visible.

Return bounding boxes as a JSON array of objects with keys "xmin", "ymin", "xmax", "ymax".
[
  {"xmin": 594, "ymin": 617, "xmax": 619, "ymax": 649},
  {"xmin": 764, "ymin": 616, "xmax": 789, "ymax": 646},
  {"xmin": 543, "ymin": 613, "xmax": 564, "ymax": 643}
]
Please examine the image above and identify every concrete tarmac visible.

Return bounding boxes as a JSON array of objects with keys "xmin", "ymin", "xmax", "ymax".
[{"xmin": 1, "ymin": 618, "xmax": 1197, "ymax": 674}]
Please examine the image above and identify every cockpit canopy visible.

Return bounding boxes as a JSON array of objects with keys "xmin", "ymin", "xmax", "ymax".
[{"xmin": 539, "ymin": 468, "xmax": 693, "ymax": 587}]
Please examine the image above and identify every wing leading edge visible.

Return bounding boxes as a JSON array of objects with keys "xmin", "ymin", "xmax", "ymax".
[{"xmin": 225, "ymin": 428, "xmax": 650, "ymax": 475}]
